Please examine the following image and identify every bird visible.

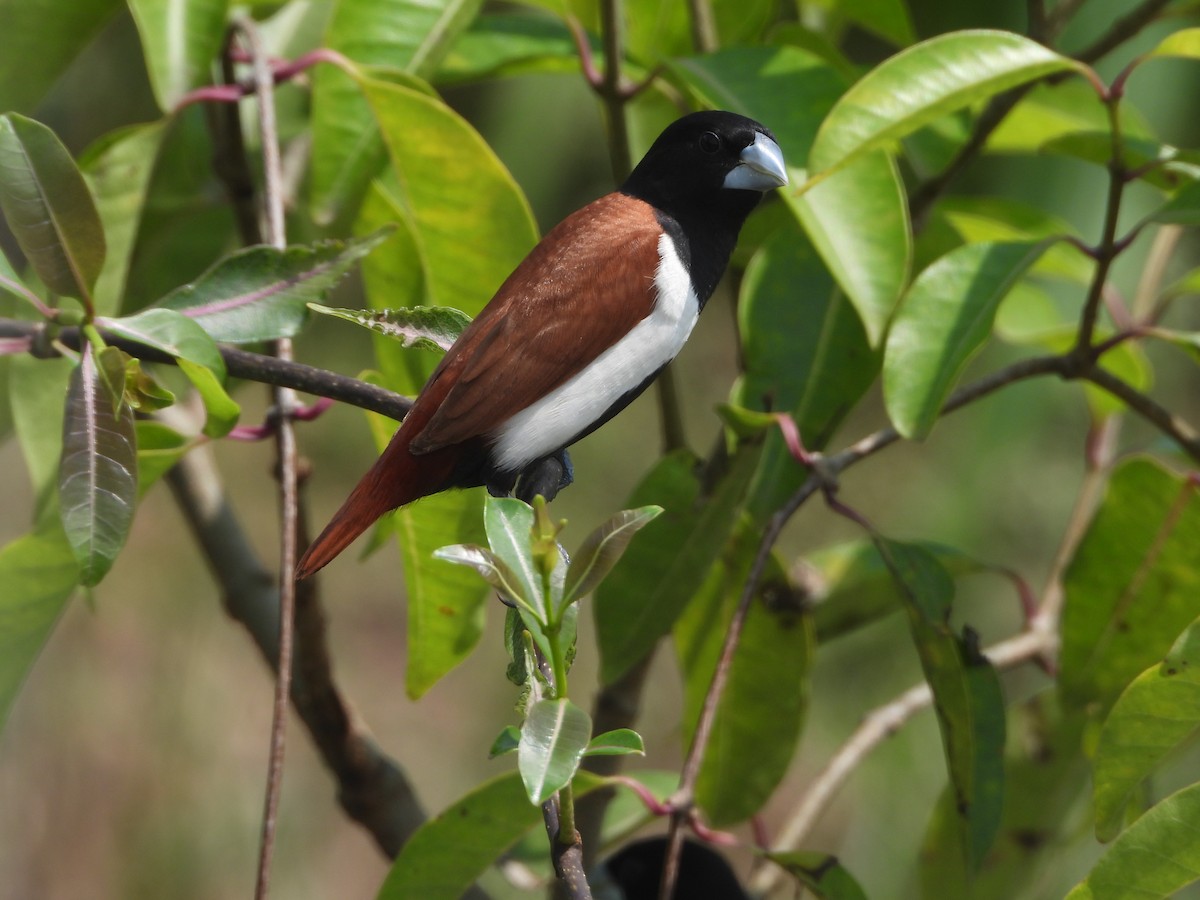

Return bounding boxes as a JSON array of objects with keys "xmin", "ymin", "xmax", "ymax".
[{"xmin": 296, "ymin": 110, "xmax": 787, "ymax": 579}]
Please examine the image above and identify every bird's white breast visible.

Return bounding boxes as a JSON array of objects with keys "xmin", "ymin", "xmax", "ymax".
[{"xmin": 490, "ymin": 232, "xmax": 699, "ymax": 471}]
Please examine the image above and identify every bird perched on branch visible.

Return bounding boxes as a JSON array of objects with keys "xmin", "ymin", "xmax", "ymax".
[{"xmin": 296, "ymin": 110, "xmax": 787, "ymax": 579}]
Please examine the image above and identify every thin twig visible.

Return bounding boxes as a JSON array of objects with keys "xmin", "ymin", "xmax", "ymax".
[
  {"xmin": 1075, "ymin": 0, "xmax": 1174, "ymax": 64},
  {"xmin": 748, "ymin": 627, "xmax": 1052, "ymax": 896},
  {"xmin": 227, "ymin": 15, "xmax": 300, "ymax": 900},
  {"xmin": 0, "ymin": 318, "xmax": 414, "ymax": 421},
  {"xmin": 164, "ymin": 441, "xmax": 430, "ymax": 856}
]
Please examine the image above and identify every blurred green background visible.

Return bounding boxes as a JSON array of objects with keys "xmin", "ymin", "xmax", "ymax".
[{"xmin": 3, "ymin": 1, "xmax": 1200, "ymax": 898}]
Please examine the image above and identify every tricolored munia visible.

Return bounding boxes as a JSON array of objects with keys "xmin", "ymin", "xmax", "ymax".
[{"xmin": 296, "ymin": 110, "xmax": 787, "ymax": 579}]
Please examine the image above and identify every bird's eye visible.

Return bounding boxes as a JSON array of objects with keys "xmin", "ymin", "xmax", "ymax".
[{"xmin": 698, "ymin": 131, "xmax": 721, "ymax": 154}]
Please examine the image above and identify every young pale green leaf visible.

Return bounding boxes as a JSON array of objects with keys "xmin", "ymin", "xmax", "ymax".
[
  {"xmin": 1093, "ymin": 618, "xmax": 1200, "ymax": 841},
  {"xmin": 562, "ymin": 506, "xmax": 662, "ymax": 606},
  {"xmin": 100, "ymin": 307, "xmax": 225, "ymax": 377},
  {"xmin": 127, "ymin": 0, "xmax": 228, "ymax": 111},
  {"xmin": 488, "ymin": 724, "xmax": 521, "ymax": 758},
  {"xmin": 809, "ymin": 30, "xmax": 1084, "ymax": 176},
  {"xmin": 1147, "ymin": 180, "xmax": 1200, "ymax": 226},
  {"xmin": 0, "ymin": 0, "xmax": 122, "ymax": 113},
  {"xmin": 308, "ymin": 302, "xmax": 472, "ymax": 352},
  {"xmin": 675, "ymin": 517, "xmax": 813, "ymax": 826},
  {"xmin": 135, "ymin": 420, "xmax": 189, "ymax": 495},
  {"xmin": 0, "ymin": 114, "xmax": 105, "ymax": 306},
  {"xmin": 878, "ymin": 539, "xmax": 1006, "ymax": 872},
  {"xmin": 362, "ymin": 78, "xmax": 537, "ymax": 317},
  {"xmin": 764, "ymin": 851, "xmax": 869, "ymax": 900},
  {"xmin": 735, "ymin": 224, "xmax": 879, "ymax": 521},
  {"xmin": 310, "ymin": 0, "xmax": 484, "ymax": 222},
  {"xmin": 483, "ymin": 496, "xmax": 547, "ymax": 622},
  {"xmin": 1061, "ymin": 459, "xmax": 1200, "ymax": 712},
  {"xmin": 595, "ymin": 446, "xmax": 759, "ymax": 685},
  {"xmin": 671, "ymin": 46, "xmax": 910, "ymax": 347},
  {"xmin": 376, "ymin": 770, "xmax": 604, "ymax": 900},
  {"xmin": 1147, "ymin": 27, "xmax": 1200, "ymax": 61},
  {"xmin": 583, "ymin": 728, "xmax": 645, "ymax": 757},
  {"xmin": 0, "ymin": 520, "xmax": 79, "ymax": 731},
  {"xmin": 122, "ymin": 358, "xmax": 175, "ymax": 414},
  {"xmin": 81, "ymin": 122, "xmax": 167, "ymax": 316},
  {"xmin": 59, "ymin": 347, "xmax": 138, "ymax": 586},
  {"xmin": 431, "ymin": 544, "xmax": 531, "ymax": 613},
  {"xmin": 884, "ymin": 240, "xmax": 1055, "ymax": 440},
  {"xmin": 175, "ymin": 358, "xmax": 240, "ymax": 439},
  {"xmin": 518, "ymin": 698, "xmax": 592, "ymax": 805},
  {"xmin": 156, "ymin": 231, "xmax": 391, "ymax": 343},
  {"xmin": 1066, "ymin": 781, "xmax": 1200, "ymax": 900}
]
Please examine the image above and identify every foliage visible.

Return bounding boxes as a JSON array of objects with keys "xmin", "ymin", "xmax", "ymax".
[{"xmin": 2, "ymin": 2, "xmax": 1200, "ymax": 899}]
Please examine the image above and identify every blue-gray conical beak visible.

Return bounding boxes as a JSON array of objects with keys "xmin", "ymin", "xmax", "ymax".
[{"xmin": 724, "ymin": 132, "xmax": 788, "ymax": 191}]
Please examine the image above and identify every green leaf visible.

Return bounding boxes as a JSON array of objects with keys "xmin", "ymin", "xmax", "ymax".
[
  {"xmin": 308, "ymin": 302, "xmax": 472, "ymax": 352},
  {"xmin": 986, "ymin": 80, "xmax": 1149, "ymax": 153},
  {"xmin": 0, "ymin": 0, "xmax": 122, "ymax": 113},
  {"xmin": 436, "ymin": 13, "xmax": 584, "ymax": 85},
  {"xmin": 362, "ymin": 78, "xmax": 538, "ymax": 316},
  {"xmin": 1066, "ymin": 781, "xmax": 1200, "ymax": 900},
  {"xmin": 734, "ymin": 224, "xmax": 879, "ymax": 521},
  {"xmin": 675, "ymin": 517, "xmax": 813, "ymax": 826},
  {"xmin": 488, "ymin": 724, "xmax": 521, "ymax": 758},
  {"xmin": 809, "ymin": 30, "xmax": 1084, "ymax": 177},
  {"xmin": 81, "ymin": 122, "xmax": 167, "ymax": 316},
  {"xmin": 884, "ymin": 240, "xmax": 1055, "ymax": 440},
  {"xmin": 0, "ymin": 520, "xmax": 78, "ymax": 732},
  {"xmin": 1060, "ymin": 459, "xmax": 1200, "ymax": 711},
  {"xmin": 671, "ymin": 45, "xmax": 910, "ymax": 346},
  {"xmin": 877, "ymin": 539, "xmax": 1007, "ymax": 871},
  {"xmin": 135, "ymin": 420, "xmax": 189, "ymax": 494},
  {"xmin": 583, "ymin": 728, "xmax": 645, "ymax": 757},
  {"xmin": 310, "ymin": 0, "xmax": 484, "ymax": 223},
  {"xmin": 395, "ymin": 490, "xmax": 490, "ymax": 698},
  {"xmin": 1147, "ymin": 27, "xmax": 1200, "ymax": 61},
  {"xmin": 1040, "ymin": 131, "xmax": 1200, "ymax": 193},
  {"xmin": 157, "ymin": 232, "xmax": 391, "ymax": 343},
  {"xmin": 937, "ymin": 196, "xmax": 1091, "ymax": 283},
  {"xmin": 176, "ymin": 357, "xmax": 240, "ymax": 438},
  {"xmin": 920, "ymin": 695, "xmax": 1089, "ymax": 900},
  {"xmin": 1147, "ymin": 179, "xmax": 1200, "ymax": 226},
  {"xmin": 562, "ymin": 506, "xmax": 662, "ymax": 606},
  {"xmin": 594, "ymin": 447, "xmax": 759, "ymax": 685},
  {"xmin": 10, "ymin": 355, "xmax": 73, "ymax": 507},
  {"xmin": 518, "ymin": 698, "xmax": 592, "ymax": 805},
  {"xmin": 0, "ymin": 114, "xmax": 105, "ymax": 306},
  {"xmin": 127, "ymin": 0, "xmax": 229, "ymax": 111},
  {"xmin": 100, "ymin": 307, "xmax": 225, "ymax": 377},
  {"xmin": 1093, "ymin": 618, "xmax": 1200, "ymax": 841},
  {"xmin": 377, "ymin": 770, "xmax": 604, "ymax": 900},
  {"xmin": 804, "ymin": 540, "xmax": 985, "ymax": 642},
  {"xmin": 764, "ymin": 851, "xmax": 869, "ymax": 900},
  {"xmin": 59, "ymin": 346, "xmax": 138, "ymax": 586}
]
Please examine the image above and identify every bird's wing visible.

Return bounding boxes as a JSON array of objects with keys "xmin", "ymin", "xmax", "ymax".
[{"xmin": 409, "ymin": 192, "xmax": 666, "ymax": 454}]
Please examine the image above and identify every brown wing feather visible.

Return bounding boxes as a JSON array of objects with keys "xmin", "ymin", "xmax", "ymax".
[{"xmin": 409, "ymin": 192, "xmax": 665, "ymax": 454}]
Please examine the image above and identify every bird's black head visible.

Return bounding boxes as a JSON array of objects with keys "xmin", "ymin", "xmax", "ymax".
[{"xmin": 620, "ymin": 110, "xmax": 788, "ymax": 222}]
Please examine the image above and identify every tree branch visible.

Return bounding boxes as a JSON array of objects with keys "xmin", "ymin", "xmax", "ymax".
[{"xmin": 164, "ymin": 444, "xmax": 428, "ymax": 856}]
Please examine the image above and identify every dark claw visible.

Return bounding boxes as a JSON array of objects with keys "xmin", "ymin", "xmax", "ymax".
[{"xmin": 514, "ymin": 449, "xmax": 574, "ymax": 504}]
